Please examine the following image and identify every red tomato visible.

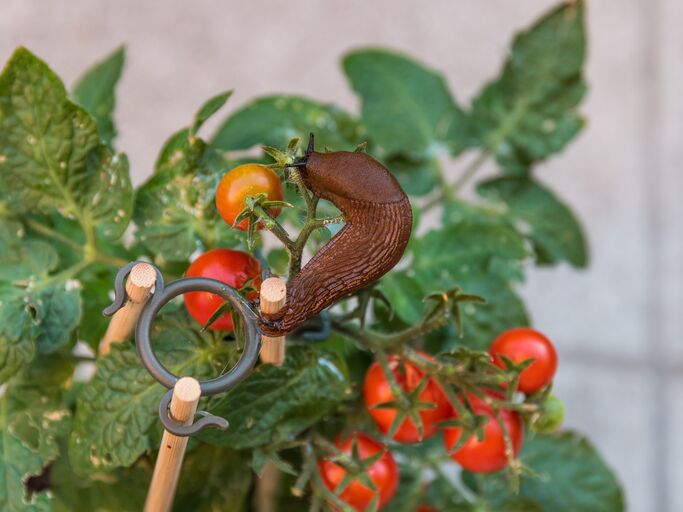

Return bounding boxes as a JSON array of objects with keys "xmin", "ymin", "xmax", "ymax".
[
  {"xmin": 215, "ymin": 163, "xmax": 284, "ymax": 231},
  {"xmin": 443, "ymin": 393, "xmax": 524, "ymax": 473},
  {"xmin": 416, "ymin": 506, "xmax": 437, "ymax": 512},
  {"xmin": 318, "ymin": 432, "xmax": 399, "ymax": 511},
  {"xmin": 363, "ymin": 354, "xmax": 452, "ymax": 443},
  {"xmin": 184, "ymin": 248, "xmax": 261, "ymax": 331},
  {"xmin": 489, "ymin": 327, "xmax": 558, "ymax": 393}
]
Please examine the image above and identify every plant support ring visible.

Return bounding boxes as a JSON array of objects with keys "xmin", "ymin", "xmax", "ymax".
[{"xmin": 135, "ymin": 277, "xmax": 261, "ymax": 395}]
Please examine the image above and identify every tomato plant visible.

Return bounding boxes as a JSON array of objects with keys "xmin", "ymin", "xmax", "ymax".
[
  {"xmin": 318, "ymin": 432, "xmax": 399, "ymax": 511},
  {"xmin": 216, "ymin": 163, "xmax": 284, "ymax": 230},
  {"xmin": 184, "ymin": 248, "xmax": 261, "ymax": 330},
  {"xmin": 0, "ymin": 2, "xmax": 626, "ymax": 511},
  {"xmin": 363, "ymin": 354, "xmax": 451, "ymax": 443},
  {"xmin": 489, "ymin": 327, "xmax": 558, "ymax": 393},
  {"xmin": 443, "ymin": 393, "xmax": 524, "ymax": 473}
]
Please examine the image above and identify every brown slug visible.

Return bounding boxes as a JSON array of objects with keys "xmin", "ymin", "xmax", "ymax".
[{"xmin": 260, "ymin": 137, "xmax": 413, "ymax": 336}]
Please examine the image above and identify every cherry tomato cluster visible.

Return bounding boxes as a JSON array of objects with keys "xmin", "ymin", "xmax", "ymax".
[
  {"xmin": 185, "ymin": 163, "xmax": 562, "ymax": 511},
  {"xmin": 319, "ymin": 328, "xmax": 558, "ymax": 511}
]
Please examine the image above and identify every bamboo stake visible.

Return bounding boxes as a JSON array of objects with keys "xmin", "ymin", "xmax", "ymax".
[
  {"xmin": 144, "ymin": 377, "xmax": 200, "ymax": 512},
  {"xmin": 99, "ymin": 262, "xmax": 156, "ymax": 356},
  {"xmin": 259, "ymin": 277, "xmax": 287, "ymax": 365},
  {"xmin": 255, "ymin": 277, "xmax": 287, "ymax": 512},
  {"xmin": 255, "ymin": 463, "xmax": 280, "ymax": 512}
]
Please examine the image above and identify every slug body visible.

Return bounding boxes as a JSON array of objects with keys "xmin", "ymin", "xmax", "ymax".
[{"xmin": 261, "ymin": 150, "xmax": 412, "ymax": 336}]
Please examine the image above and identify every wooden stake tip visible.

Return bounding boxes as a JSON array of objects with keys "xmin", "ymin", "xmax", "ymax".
[
  {"xmin": 129, "ymin": 262, "xmax": 157, "ymax": 288},
  {"xmin": 260, "ymin": 277, "xmax": 286, "ymax": 302},
  {"xmin": 173, "ymin": 377, "xmax": 201, "ymax": 403}
]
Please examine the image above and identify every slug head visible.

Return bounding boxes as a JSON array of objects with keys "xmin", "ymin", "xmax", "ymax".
[{"xmin": 291, "ymin": 134, "xmax": 405, "ymax": 203}]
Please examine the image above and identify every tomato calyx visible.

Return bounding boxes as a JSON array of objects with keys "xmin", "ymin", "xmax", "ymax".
[
  {"xmin": 324, "ymin": 436, "xmax": 385, "ymax": 497},
  {"xmin": 364, "ymin": 353, "xmax": 452, "ymax": 443},
  {"xmin": 439, "ymin": 408, "xmax": 489, "ymax": 455},
  {"xmin": 442, "ymin": 392, "xmax": 525, "ymax": 474},
  {"xmin": 422, "ymin": 287, "xmax": 486, "ymax": 337},
  {"xmin": 232, "ymin": 192, "xmax": 294, "ymax": 249},
  {"xmin": 317, "ymin": 431, "xmax": 398, "ymax": 510},
  {"xmin": 369, "ymin": 372, "xmax": 437, "ymax": 441},
  {"xmin": 494, "ymin": 353, "xmax": 537, "ymax": 391},
  {"xmin": 232, "ymin": 192, "xmax": 293, "ymax": 231}
]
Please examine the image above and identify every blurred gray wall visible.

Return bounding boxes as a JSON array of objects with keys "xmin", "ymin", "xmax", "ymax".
[{"xmin": 1, "ymin": 1, "xmax": 679, "ymax": 510}]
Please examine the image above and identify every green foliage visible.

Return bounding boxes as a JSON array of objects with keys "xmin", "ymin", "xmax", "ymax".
[
  {"xmin": 51, "ymin": 459, "xmax": 148, "ymax": 512},
  {"xmin": 344, "ymin": 48, "xmax": 469, "ymax": 157},
  {"xmin": 173, "ymin": 445, "xmax": 252, "ymax": 511},
  {"xmin": 0, "ymin": 2, "xmax": 624, "ymax": 510},
  {"xmin": 69, "ymin": 312, "xmax": 237, "ymax": 474},
  {"xmin": 0, "ymin": 222, "xmax": 81, "ymax": 382},
  {"xmin": 0, "ymin": 355, "xmax": 72, "ymax": 510},
  {"xmin": 468, "ymin": 432, "xmax": 625, "ymax": 512},
  {"xmin": 469, "ymin": 1, "xmax": 586, "ymax": 173},
  {"xmin": 200, "ymin": 345, "xmax": 348, "ymax": 449},
  {"xmin": 72, "ymin": 47, "xmax": 125, "ymax": 144},
  {"xmin": 379, "ymin": 221, "xmax": 529, "ymax": 349},
  {"xmin": 0, "ymin": 48, "xmax": 133, "ymax": 240},
  {"xmin": 212, "ymin": 95, "xmax": 360, "ymax": 152},
  {"xmin": 478, "ymin": 176, "xmax": 588, "ymax": 267}
]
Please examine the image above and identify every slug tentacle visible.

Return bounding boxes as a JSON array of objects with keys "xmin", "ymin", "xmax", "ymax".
[{"xmin": 260, "ymin": 149, "xmax": 412, "ymax": 337}]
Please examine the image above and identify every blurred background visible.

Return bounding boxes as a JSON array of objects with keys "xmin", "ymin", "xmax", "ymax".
[{"xmin": 0, "ymin": 1, "xmax": 678, "ymax": 510}]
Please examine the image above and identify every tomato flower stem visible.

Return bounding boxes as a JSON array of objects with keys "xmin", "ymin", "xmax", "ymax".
[{"xmin": 329, "ymin": 300, "xmax": 451, "ymax": 351}]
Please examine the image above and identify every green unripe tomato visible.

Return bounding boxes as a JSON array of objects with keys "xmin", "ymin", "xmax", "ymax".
[{"xmin": 533, "ymin": 394, "xmax": 565, "ymax": 433}]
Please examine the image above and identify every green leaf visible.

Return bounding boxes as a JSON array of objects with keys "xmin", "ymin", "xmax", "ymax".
[
  {"xmin": 72, "ymin": 46, "xmax": 125, "ymax": 144},
  {"xmin": 134, "ymin": 128, "xmax": 244, "ymax": 261},
  {"xmin": 470, "ymin": 2, "xmax": 586, "ymax": 173},
  {"xmin": 384, "ymin": 155, "xmax": 442, "ymax": 197},
  {"xmin": 266, "ymin": 248, "xmax": 289, "ymax": 276},
  {"xmin": 0, "ymin": 283, "xmax": 38, "ymax": 383},
  {"xmin": 69, "ymin": 311, "xmax": 237, "ymax": 474},
  {"xmin": 32, "ymin": 284, "xmax": 81, "ymax": 354},
  {"xmin": 212, "ymin": 95, "xmax": 360, "ymax": 152},
  {"xmin": 173, "ymin": 445, "xmax": 252, "ymax": 512},
  {"xmin": 0, "ymin": 47, "xmax": 133, "ymax": 239},
  {"xmin": 191, "ymin": 90, "xmax": 232, "ymax": 136},
  {"xmin": 200, "ymin": 346, "xmax": 348, "ymax": 449},
  {"xmin": 477, "ymin": 176, "xmax": 588, "ymax": 267},
  {"xmin": 76, "ymin": 264, "xmax": 118, "ymax": 350},
  {"xmin": 343, "ymin": 48, "xmax": 468, "ymax": 157},
  {"xmin": 0, "ymin": 223, "xmax": 82, "ymax": 382},
  {"xmin": 0, "ymin": 356, "xmax": 72, "ymax": 511},
  {"xmin": 51, "ymin": 457, "xmax": 148, "ymax": 512},
  {"xmin": 472, "ymin": 431, "xmax": 624, "ymax": 512}
]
